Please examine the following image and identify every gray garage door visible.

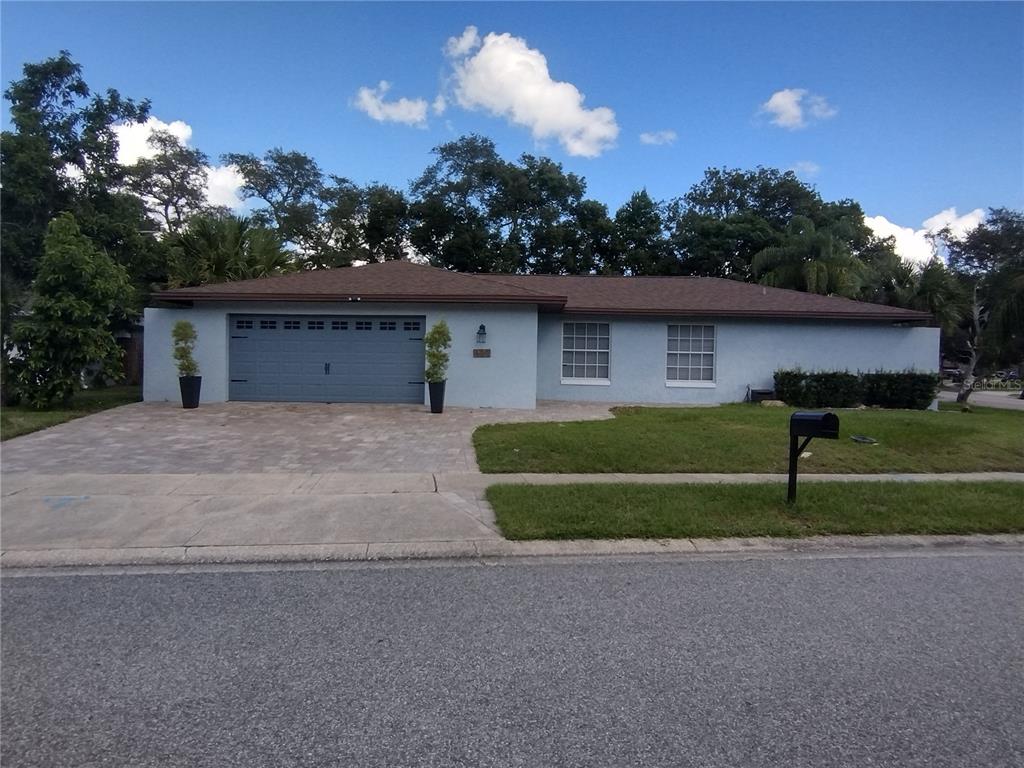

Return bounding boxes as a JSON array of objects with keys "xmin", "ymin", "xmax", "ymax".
[{"xmin": 228, "ymin": 315, "xmax": 426, "ymax": 403}]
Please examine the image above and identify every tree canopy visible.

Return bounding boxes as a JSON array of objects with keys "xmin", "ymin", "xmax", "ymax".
[
  {"xmin": 1, "ymin": 50, "xmax": 1020, "ymax": 405},
  {"xmin": 934, "ymin": 208, "xmax": 1024, "ymax": 400},
  {"xmin": 10, "ymin": 213, "xmax": 134, "ymax": 408}
]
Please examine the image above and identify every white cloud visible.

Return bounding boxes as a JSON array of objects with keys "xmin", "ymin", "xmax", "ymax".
[
  {"xmin": 863, "ymin": 215, "xmax": 935, "ymax": 264},
  {"xmin": 806, "ymin": 94, "xmax": 837, "ymax": 121},
  {"xmin": 921, "ymin": 207, "xmax": 986, "ymax": 239},
  {"xmin": 113, "ymin": 117, "xmax": 193, "ymax": 165},
  {"xmin": 447, "ymin": 27, "xmax": 619, "ymax": 158},
  {"xmin": 205, "ymin": 164, "xmax": 246, "ymax": 209},
  {"xmin": 639, "ymin": 130, "xmax": 677, "ymax": 146},
  {"xmin": 445, "ymin": 25, "xmax": 481, "ymax": 58},
  {"xmin": 759, "ymin": 88, "xmax": 837, "ymax": 130},
  {"xmin": 112, "ymin": 116, "xmax": 245, "ymax": 212},
  {"xmin": 432, "ymin": 94, "xmax": 447, "ymax": 115},
  {"xmin": 864, "ymin": 207, "xmax": 986, "ymax": 264},
  {"xmin": 354, "ymin": 81, "xmax": 429, "ymax": 127},
  {"xmin": 789, "ymin": 160, "xmax": 821, "ymax": 178}
]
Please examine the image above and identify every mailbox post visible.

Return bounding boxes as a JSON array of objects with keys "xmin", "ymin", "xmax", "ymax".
[{"xmin": 787, "ymin": 412, "xmax": 840, "ymax": 502}]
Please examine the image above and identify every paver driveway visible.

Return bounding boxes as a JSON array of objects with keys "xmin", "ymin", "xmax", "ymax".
[{"xmin": 0, "ymin": 401, "xmax": 614, "ymax": 474}]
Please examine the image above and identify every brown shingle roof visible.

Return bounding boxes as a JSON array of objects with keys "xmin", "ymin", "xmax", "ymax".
[
  {"xmin": 154, "ymin": 260, "xmax": 932, "ymax": 323},
  {"xmin": 476, "ymin": 273, "xmax": 931, "ymax": 321},
  {"xmin": 154, "ymin": 259, "xmax": 563, "ymax": 306}
]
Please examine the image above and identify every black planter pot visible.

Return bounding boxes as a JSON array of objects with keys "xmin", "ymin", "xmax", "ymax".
[
  {"xmin": 428, "ymin": 380, "xmax": 446, "ymax": 414},
  {"xmin": 179, "ymin": 376, "xmax": 202, "ymax": 409}
]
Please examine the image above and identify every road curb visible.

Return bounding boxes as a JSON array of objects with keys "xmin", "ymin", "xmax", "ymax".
[{"xmin": 3, "ymin": 533, "xmax": 1023, "ymax": 570}]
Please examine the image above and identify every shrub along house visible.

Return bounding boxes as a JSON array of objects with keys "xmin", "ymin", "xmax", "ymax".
[{"xmin": 144, "ymin": 259, "xmax": 939, "ymax": 409}]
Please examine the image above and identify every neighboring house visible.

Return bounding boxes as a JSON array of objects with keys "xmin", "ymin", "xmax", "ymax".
[{"xmin": 144, "ymin": 259, "xmax": 939, "ymax": 409}]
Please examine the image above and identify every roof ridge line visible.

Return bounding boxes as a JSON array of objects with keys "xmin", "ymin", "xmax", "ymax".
[
  {"xmin": 394, "ymin": 260, "xmax": 561, "ymax": 299},
  {"xmin": 464, "ymin": 271, "xmax": 565, "ymax": 298}
]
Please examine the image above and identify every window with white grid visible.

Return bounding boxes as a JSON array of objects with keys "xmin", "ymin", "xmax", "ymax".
[
  {"xmin": 561, "ymin": 322, "xmax": 610, "ymax": 381},
  {"xmin": 667, "ymin": 325, "xmax": 715, "ymax": 382}
]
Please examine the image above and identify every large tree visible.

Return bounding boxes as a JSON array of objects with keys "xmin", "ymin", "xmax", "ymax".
[
  {"xmin": 938, "ymin": 208, "xmax": 1024, "ymax": 402},
  {"xmin": 667, "ymin": 167, "xmax": 893, "ymax": 281},
  {"xmin": 514, "ymin": 154, "xmax": 590, "ymax": 274},
  {"xmin": 1, "ymin": 51, "xmax": 150, "ymax": 312},
  {"xmin": 409, "ymin": 135, "xmax": 516, "ymax": 272},
  {"xmin": 126, "ymin": 129, "xmax": 210, "ymax": 233},
  {"xmin": 321, "ymin": 180, "xmax": 410, "ymax": 263},
  {"xmin": 566, "ymin": 199, "xmax": 616, "ymax": 275},
  {"xmin": 409, "ymin": 135, "xmax": 609, "ymax": 274},
  {"xmin": 222, "ymin": 148, "xmax": 336, "ymax": 265},
  {"xmin": 610, "ymin": 190, "xmax": 672, "ymax": 275},
  {"xmin": 10, "ymin": 213, "xmax": 134, "ymax": 408}
]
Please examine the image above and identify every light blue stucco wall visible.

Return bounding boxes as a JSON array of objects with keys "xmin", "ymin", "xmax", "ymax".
[
  {"xmin": 536, "ymin": 314, "xmax": 940, "ymax": 405},
  {"xmin": 144, "ymin": 306, "xmax": 232, "ymax": 404},
  {"xmin": 145, "ymin": 303, "xmax": 938, "ymax": 409},
  {"xmin": 144, "ymin": 302, "xmax": 538, "ymax": 408}
]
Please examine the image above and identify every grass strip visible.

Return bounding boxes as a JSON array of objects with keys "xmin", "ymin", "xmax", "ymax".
[
  {"xmin": 1, "ymin": 385, "xmax": 141, "ymax": 441},
  {"xmin": 474, "ymin": 403, "xmax": 1024, "ymax": 474},
  {"xmin": 486, "ymin": 481, "xmax": 1024, "ymax": 540}
]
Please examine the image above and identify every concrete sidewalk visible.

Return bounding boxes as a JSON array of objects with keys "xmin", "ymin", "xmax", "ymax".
[
  {"xmin": 2, "ymin": 471, "xmax": 1022, "ymax": 568},
  {"xmin": 6, "ymin": 470, "xmax": 1021, "ymax": 497}
]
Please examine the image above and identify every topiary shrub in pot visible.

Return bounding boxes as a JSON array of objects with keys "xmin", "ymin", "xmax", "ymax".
[
  {"xmin": 424, "ymin": 320, "xmax": 452, "ymax": 414},
  {"xmin": 172, "ymin": 320, "xmax": 201, "ymax": 409}
]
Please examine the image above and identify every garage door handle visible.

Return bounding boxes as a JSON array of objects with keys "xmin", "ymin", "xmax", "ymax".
[{"xmin": 324, "ymin": 362, "xmax": 331, "ymax": 375}]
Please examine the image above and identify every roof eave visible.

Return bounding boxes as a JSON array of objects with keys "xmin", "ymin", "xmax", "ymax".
[
  {"xmin": 559, "ymin": 306, "xmax": 934, "ymax": 323},
  {"xmin": 150, "ymin": 291, "xmax": 567, "ymax": 307}
]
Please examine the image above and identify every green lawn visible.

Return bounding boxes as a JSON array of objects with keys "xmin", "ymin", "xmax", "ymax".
[
  {"xmin": 474, "ymin": 403, "xmax": 1024, "ymax": 474},
  {"xmin": 1, "ymin": 385, "xmax": 141, "ymax": 441},
  {"xmin": 487, "ymin": 481, "xmax": 1024, "ymax": 540}
]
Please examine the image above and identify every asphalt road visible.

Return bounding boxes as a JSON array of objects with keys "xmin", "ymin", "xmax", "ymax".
[{"xmin": 3, "ymin": 552, "xmax": 1023, "ymax": 767}]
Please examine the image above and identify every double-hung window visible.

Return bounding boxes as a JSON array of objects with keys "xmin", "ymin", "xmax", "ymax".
[
  {"xmin": 562, "ymin": 322, "xmax": 610, "ymax": 383},
  {"xmin": 666, "ymin": 324, "xmax": 715, "ymax": 385}
]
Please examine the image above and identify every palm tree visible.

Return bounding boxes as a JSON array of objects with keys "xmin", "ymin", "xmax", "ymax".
[
  {"xmin": 167, "ymin": 215, "xmax": 295, "ymax": 287},
  {"xmin": 751, "ymin": 216, "xmax": 867, "ymax": 297},
  {"xmin": 909, "ymin": 258, "xmax": 970, "ymax": 333}
]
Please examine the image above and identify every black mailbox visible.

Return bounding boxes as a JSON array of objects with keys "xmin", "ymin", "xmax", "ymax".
[
  {"xmin": 790, "ymin": 411, "xmax": 840, "ymax": 440},
  {"xmin": 787, "ymin": 411, "xmax": 840, "ymax": 502}
]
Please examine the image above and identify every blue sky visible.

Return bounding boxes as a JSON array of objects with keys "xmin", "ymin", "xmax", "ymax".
[{"xmin": 2, "ymin": 2, "xmax": 1022, "ymax": 259}]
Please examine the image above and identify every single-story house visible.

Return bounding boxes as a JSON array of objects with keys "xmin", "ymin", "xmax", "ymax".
[{"xmin": 144, "ymin": 259, "xmax": 939, "ymax": 409}]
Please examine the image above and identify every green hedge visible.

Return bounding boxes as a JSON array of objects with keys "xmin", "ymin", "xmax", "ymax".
[
  {"xmin": 773, "ymin": 371, "xmax": 862, "ymax": 408},
  {"xmin": 773, "ymin": 370, "xmax": 939, "ymax": 410},
  {"xmin": 861, "ymin": 372, "xmax": 942, "ymax": 410}
]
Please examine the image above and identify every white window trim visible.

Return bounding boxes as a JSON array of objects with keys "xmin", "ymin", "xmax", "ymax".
[
  {"xmin": 666, "ymin": 323, "xmax": 716, "ymax": 387},
  {"xmin": 560, "ymin": 320, "xmax": 611, "ymax": 384}
]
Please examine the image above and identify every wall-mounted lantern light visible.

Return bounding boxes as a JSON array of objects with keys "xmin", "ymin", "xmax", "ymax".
[{"xmin": 476, "ymin": 324, "xmax": 487, "ymax": 344}]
